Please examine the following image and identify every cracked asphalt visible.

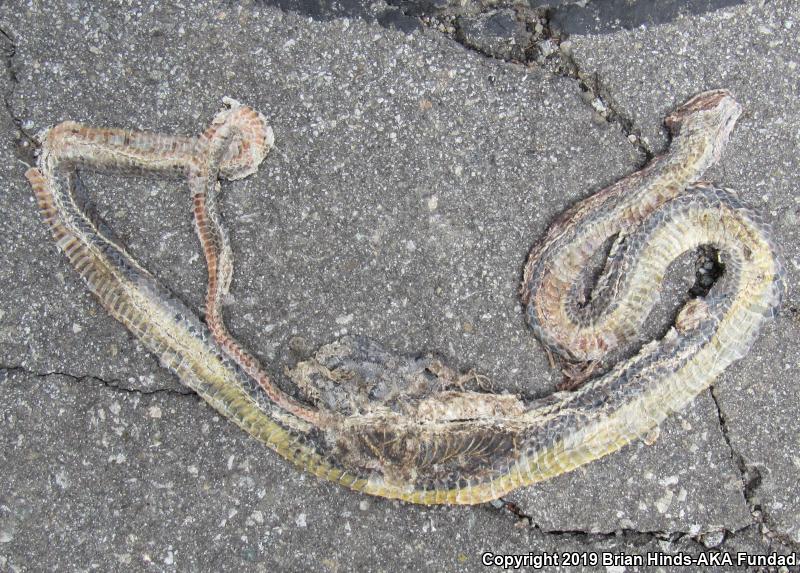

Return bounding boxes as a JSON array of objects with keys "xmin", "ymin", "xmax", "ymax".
[{"xmin": 1, "ymin": 1, "xmax": 798, "ymax": 571}]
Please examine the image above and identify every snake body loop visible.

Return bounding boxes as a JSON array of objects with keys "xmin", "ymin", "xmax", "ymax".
[{"xmin": 26, "ymin": 91, "xmax": 783, "ymax": 504}]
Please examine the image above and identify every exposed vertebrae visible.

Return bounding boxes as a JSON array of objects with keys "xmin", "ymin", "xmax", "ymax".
[{"xmin": 26, "ymin": 90, "xmax": 783, "ymax": 505}]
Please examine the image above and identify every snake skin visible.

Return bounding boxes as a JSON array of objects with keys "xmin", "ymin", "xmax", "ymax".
[{"xmin": 25, "ymin": 91, "xmax": 783, "ymax": 504}]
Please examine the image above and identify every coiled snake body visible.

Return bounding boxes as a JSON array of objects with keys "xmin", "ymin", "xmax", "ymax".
[{"xmin": 25, "ymin": 90, "xmax": 783, "ymax": 504}]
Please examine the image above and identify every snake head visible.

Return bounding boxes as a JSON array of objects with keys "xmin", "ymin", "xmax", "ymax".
[{"xmin": 664, "ymin": 90, "xmax": 742, "ymax": 160}]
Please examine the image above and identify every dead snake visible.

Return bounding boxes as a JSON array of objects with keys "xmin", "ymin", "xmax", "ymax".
[{"xmin": 25, "ymin": 90, "xmax": 783, "ymax": 504}]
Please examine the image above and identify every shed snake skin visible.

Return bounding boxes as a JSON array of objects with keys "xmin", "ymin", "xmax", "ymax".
[{"xmin": 25, "ymin": 90, "xmax": 783, "ymax": 504}]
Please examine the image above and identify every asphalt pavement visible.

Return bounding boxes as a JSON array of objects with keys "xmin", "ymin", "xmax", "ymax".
[{"xmin": 1, "ymin": 1, "xmax": 797, "ymax": 570}]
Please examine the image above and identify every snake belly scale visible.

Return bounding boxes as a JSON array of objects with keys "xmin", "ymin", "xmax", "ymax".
[{"xmin": 25, "ymin": 90, "xmax": 783, "ymax": 505}]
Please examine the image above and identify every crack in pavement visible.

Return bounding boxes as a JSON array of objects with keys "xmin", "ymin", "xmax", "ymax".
[
  {"xmin": 0, "ymin": 26, "xmax": 193, "ymax": 403},
  {"xmin": 0, "ymin": 24, "xmax": 38, "ymax": 165},
  {"xmin": 2, "ymin": 358, "xmax": 785, "ymax": 553},
  {"xmin": 494, "ymin": 483, "xmax": 800, "ymax": 555},
  {"xmin": 394, "ymin": 4, "xmax": 654, "ymax": 163},
  {"xmin": 274, "ymin": 1, "xmax": 627, "ymax": 153},
  {"xmin": 710, "ymin": 386, "xmax": 800, "ymax": 553},
  {"xmin": 550, "ymin": 39, "xmax": 654, "ymax": 164},
  {"xmin": 0, "ymin": 365, "xmax": 194, "ymax": 397},
  {"xmin": 487, "ymin": 497, "xmax": 717, "ymax": 551}
]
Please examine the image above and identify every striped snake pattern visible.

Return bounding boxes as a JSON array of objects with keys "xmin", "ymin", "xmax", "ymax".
[{"xmin": 25, "ymin": 91, "xmax": 783, "ymax": 504}]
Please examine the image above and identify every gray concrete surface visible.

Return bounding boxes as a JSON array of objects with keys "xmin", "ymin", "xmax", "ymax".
[{"xmin": 0, "ymin": 0, "xmax": 797, "ymax": 571}]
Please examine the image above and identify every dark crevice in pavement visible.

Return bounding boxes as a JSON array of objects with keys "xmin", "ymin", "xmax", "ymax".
[
  {"xmin": 709, "ymin": 386, "xmax": 800, "ymax": 553},
  {"xmin": 0, "ymin": 25, "xmax": 38, "ymax": 165},
  {"xmin": 374, "ymin": 4, "xmax": 656, "ymax": 163},
  {"xmin": 0, "ymin": 28, "xmax": 192, "ymax": 402},
  {"xmin": 251, "ymin": 1, "xmax": 745, "ymax": 164},
  {"xmin": 488, "ymin": 497, "xmax": 712, "ymax": 551},
  {"xmin": 547, "ymin": 37, "xmax": 654, "ymax": 164},
  {"xmin": 0, "ymin": 365, "xmax": 194, "ymax": 398}
]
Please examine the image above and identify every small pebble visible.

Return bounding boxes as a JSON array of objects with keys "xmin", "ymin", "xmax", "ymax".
[
  {"xmin": 590, "ymin": 98, "xmax": 607, "ymax": 114},
  {"xmin": 0, "ymin": 526, "xmax": 13, "ymax": 543},
  {"xmin": 538, "ymin": 40, "xmax": 555, "ymax": 58},
  {"xmin": 698, "ymin": 530, "xmax": 725, "ymax": 548},
  {"xmin": 514, "ymin": 517, "xmax": 530, "ymax": 529}
]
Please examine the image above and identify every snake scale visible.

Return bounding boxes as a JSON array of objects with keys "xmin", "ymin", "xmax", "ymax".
[{"xmin": 25, "ymin": 90, "xmax": 783, "ymax": 505}]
